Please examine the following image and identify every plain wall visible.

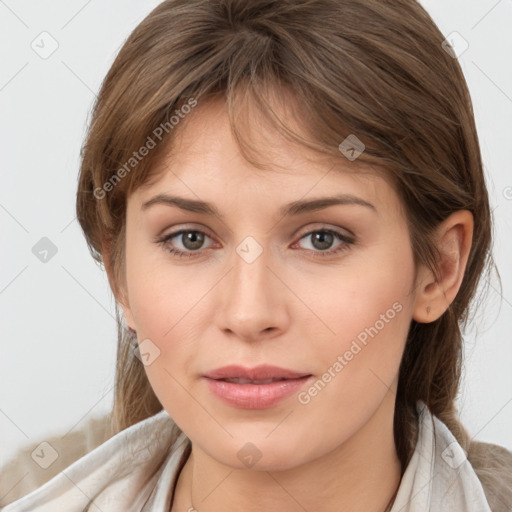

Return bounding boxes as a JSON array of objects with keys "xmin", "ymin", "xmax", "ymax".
[{"xmin": 1, "ymin": 0, "xmax": 511, "ymax": 473}]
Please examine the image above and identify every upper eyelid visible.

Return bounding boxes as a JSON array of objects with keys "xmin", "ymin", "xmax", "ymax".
[
  {"xmin": 162, "ymin": 220, "xmax": 354, "ymax": 237},
  {"xmin": 161, "ymin": 221, "xmax": 356, "ymax": 238},
  {"xmin": 294, "ymin": 223, "xmax": 354, "ymax": 239},
  {"xmin": 163, "ymin": 226, "xmax": 215, "ymax": 243}
]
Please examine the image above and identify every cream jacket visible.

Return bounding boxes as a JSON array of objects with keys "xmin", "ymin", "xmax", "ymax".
[{"xmin": 0, "ymin": 401, "xmax": 506, "ymax": 511}]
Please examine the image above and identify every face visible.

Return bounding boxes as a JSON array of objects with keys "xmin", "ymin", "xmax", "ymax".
[{"xmin": 120, "ymin": 97, "xmax": 419, "ymax": 471}]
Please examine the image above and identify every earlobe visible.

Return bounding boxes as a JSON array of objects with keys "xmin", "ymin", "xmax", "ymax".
[{"xmin": 412, "ymin": 210, "xmax": 473, "ymax": 323}]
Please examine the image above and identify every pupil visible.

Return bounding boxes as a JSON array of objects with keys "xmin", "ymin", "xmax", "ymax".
[
  {"xmin": 312, "ymin": 232, "xmax": 333, "ymax": 250},
  {"xmin": 183, "ymin": 231, "xmax": 204, "ymax": 250}
]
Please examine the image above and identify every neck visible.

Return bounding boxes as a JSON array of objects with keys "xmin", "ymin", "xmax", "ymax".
[{"xmin": 171, "ymin": 393, "xmax": 401, "ymax": 512}]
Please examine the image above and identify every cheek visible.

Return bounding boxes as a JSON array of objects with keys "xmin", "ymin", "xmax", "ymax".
[
  {"xmin": 125, "ymin": 234, "xmax": 202, "ymax": 333},
  {"xmin": 125, "ymin": 261, "xmax": 209, "ymax": 420},
  {"xmin": 125, "ymin": 248, "xmax": 215, "ymax": 379},
  {"xmin": 313, "ymin": 239, "xmax": 415, "ymax": 381}
]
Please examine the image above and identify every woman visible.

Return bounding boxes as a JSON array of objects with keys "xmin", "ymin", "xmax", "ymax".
[{"xmin": 2, "ymin": 0, "xmax": 511, "ymax": 511}]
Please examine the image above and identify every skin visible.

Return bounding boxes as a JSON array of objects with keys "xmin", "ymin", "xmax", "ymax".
[{"xmin": 107, "ymin": 95, "xmax": 473, "ymax": 512}]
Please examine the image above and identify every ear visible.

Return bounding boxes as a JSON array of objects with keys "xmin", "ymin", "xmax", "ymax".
[
  {"xmin": 101, "ymin": 238, "xmax": 137, "ymax": 331},
  {"xmin": 412, "ymin": 210, "xmax": 474, "ymax": 323}
]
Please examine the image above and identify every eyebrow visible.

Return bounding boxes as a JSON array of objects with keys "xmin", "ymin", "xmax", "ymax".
[{"xmin": 141, "ymin": 193, "xmax": 376, "ymax": 217}]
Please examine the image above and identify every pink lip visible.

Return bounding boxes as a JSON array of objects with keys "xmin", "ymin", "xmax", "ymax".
[
  {"xmin": 202, "ymin": 365, "xmax": 313, "ymax": 409},
  {"xmin": 203, "ymin": 364, "xmax": 311, "ymax": 380}
]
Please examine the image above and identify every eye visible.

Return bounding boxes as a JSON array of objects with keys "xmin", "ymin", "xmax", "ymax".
[
  {"xmin": 155, "ymin": 226, "xmax": 355, "ymax": 259},
  {"xmin": 156, "ymin": 229, "xmax": 214, "ymax": 258},
  {"xmin": 293, "ymin": 228, "xmax": 354, "ymax": 257}
]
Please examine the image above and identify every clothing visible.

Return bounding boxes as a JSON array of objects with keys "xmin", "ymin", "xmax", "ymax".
[
  {"xmin": 0, "ymin": 413, "xmax": 111, "ymax": 505},
  {"xmin": 0, "ymin": 401, "xmax": 494, "ymax": 511}
]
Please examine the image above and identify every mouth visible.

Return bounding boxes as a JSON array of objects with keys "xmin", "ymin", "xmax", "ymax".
[
  {"xmin": 202, "ymin": 365, "xmax": 313, "ymax": 409},
  {"xmin": 216, "ymin": 377, "xmax": 303, "ymax": 384},
  {"xmin": 203, "ymin": 364, "xmax": 311, "ymax": 381}
]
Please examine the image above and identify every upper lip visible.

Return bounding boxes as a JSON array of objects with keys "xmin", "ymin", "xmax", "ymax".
[{"xmin": 203, "ymin": 365, "xmax": 311, "ymax": 381}]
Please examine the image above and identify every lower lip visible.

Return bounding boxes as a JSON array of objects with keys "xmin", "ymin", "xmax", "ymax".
[{"xmin": 204, "ymin": 376, "xmax": 313, "ymax": 409}]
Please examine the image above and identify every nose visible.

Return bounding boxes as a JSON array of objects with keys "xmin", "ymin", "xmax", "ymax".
[{"xmin": 214, "ymin": 243, "xmax": 290, "ymax": 342}]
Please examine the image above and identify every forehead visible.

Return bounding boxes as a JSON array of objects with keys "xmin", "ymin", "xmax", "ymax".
[{"xmin": 130, "ymin": 97, "xmax": 401, "ymax": 221}]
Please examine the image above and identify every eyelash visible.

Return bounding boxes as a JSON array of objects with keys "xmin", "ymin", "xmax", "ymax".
[{"xmin": 155, "ymin": 227, "xmax": 355, "ymax": 259}]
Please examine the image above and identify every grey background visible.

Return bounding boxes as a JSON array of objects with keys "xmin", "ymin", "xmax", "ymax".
[{"xmin": 1, "ymin": 0, "xmax": 511, "ymax": 470}]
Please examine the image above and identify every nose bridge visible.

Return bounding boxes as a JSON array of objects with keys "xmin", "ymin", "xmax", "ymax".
[
  {"xmin": 232, "ymin": 241, "xmax": 269, "ymax": 300},
  {"xmin": 215, "ymin": 238, "xmax": 288, "ymax": 339}
]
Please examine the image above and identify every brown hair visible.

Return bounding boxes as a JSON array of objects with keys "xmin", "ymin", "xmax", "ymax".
[{"xmin": 76, "ymin": 0, "xmax": 512, "ymax": 506}]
